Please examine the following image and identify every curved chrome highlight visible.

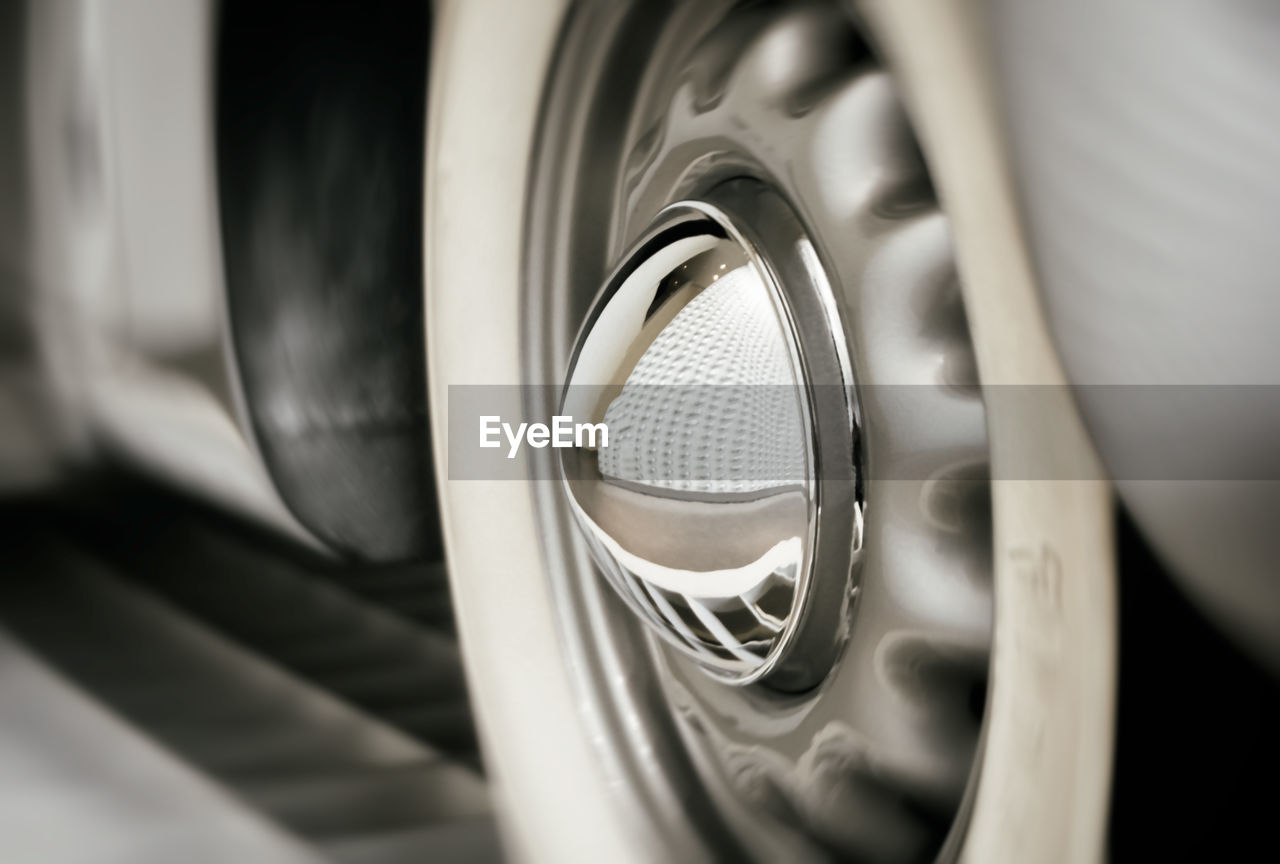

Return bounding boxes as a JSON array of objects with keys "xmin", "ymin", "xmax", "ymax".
[{"xmin": 559, "ymin": 182, "xmax": 859, "ymax": 689}]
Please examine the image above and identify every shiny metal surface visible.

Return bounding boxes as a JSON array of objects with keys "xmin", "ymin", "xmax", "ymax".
[
  {"xmin": 523, "ymin": 2, "xmax": 992, "ymax": 860},
  {"xmin": 560, "ymin": 190, "xmax": 859, "ymax": 688}
]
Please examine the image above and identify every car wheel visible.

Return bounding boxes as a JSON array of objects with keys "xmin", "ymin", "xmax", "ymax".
[{"xmin": 425, "ymin": 2, "xmax": 1115, "ymax": 861}]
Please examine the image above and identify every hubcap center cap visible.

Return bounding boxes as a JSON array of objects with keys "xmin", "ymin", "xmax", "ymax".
[{"xmin": 560, "ymin": 181, "xmax": 859, "ymax": 689}]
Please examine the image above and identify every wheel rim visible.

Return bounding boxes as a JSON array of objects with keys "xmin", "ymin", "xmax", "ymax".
[{"xmin": 523, "ymin": 2, "xmax": 992, "ymax": 860}]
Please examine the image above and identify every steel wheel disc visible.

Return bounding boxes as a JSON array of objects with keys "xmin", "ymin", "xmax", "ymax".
[{"xmin": 524, "ymin": 3, "xmax": 990, "ymax": 860}]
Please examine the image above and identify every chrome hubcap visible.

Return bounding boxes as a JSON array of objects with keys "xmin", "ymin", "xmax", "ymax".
[{"xmin": 560, "ymin": 183, "xmax": 861, "ymax": 689}]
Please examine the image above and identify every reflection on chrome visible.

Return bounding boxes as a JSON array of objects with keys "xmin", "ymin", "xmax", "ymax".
[{"xmin": 560, "ymin": 216, "xmax": 817, "ymax": 683}]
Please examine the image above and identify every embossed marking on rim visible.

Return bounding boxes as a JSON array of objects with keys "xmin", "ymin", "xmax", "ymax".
[{"xmin": 559, "ymin": 181, "xmax": 861, "ymax": 690}]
